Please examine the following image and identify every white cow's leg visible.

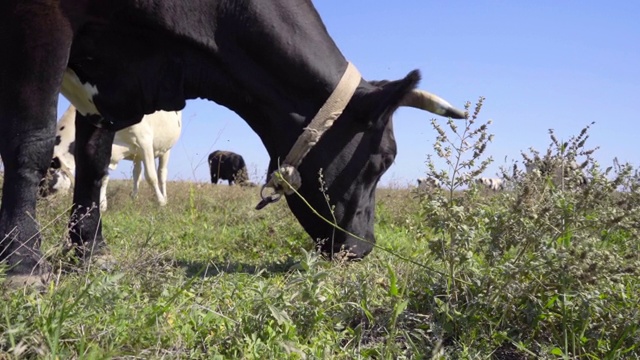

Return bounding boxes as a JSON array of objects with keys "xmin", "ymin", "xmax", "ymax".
[
  {"xmin": 158, "ymin": 150, "xmax": 171, "ymax": 199},
  {"xmin": 141, "ymin": 146, "xmax": 166, "ymax": 206},
  {"xmin": 131, "ymin": 160, "xmax": 143, "ymax": 199},
  {"xmin": 99, "ymin": 174, "xmax": 110, "ymax": 212}
]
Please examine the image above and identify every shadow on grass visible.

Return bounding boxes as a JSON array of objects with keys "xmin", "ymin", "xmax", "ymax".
[{"xmin": 175, "ymin": 257, "xmax": 301, "ymax": 278}]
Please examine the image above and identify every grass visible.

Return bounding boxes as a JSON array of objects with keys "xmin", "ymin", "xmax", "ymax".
[
  {"xmin": 0, "ymin": 182, "xmax": 422, "ymax": 358},
  {"xmin": 1, "ymin": 104, "xmax": 639, "ymax": 358},
  {"xmin": 0, "ymin": 178, "xmax": 638, "ymax": 359}
]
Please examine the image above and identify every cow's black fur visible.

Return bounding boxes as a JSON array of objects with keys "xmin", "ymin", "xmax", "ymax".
[
  {"xmin": 1, "ymin": 0, "xmax": 459, "ymax": 276},
  {"xmin": 208, "ymin": 150, "xmax": 249, "ymax": 185}
]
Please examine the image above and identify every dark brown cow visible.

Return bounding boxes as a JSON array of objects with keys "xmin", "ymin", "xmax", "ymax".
[{"xmin": 208, "ymin": 150, "xmax": 250, "ymax": 186}]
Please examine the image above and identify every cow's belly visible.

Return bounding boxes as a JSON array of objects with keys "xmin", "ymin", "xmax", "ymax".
[{"xmin": 151, "ymin": 137, "xmax": 180, "ymax": 156}]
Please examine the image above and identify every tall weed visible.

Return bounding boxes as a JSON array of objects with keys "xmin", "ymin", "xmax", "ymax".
[{"xmin": 416, "ymin": 111, "xmax": 640, "ymax": 357}]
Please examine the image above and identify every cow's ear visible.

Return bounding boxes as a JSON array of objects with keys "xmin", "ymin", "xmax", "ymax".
[{"xmin": 350, "ymin": 70, "xmax": 420, "ymax": 129}]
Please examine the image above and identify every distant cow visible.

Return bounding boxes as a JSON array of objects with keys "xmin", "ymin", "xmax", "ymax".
[
  {"xmin": 208, "ymin": 150, "xmax": 253, "ymax": 186},
  {"xmin": 524, "ymin": 158, "xmax": 588, "ymax": 187},
  {"xmin": 42, "ymin": 105, "xmax": 182, "ymax": 211},
  {"xmin": 417, "ymin": 177, "xmax": 441, "ymax": 191},
  {"xmin": 476, "ymin": 177, "xmax": 505, "ymax": 191}
]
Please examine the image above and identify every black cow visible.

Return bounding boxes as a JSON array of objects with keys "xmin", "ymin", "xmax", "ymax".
[
  {"xmin": 0, "ymin": 0, "xmax": 465, "ymax": 283},
  {"xmin": 208, "ymin": 150, "xmax": 250, "ymax": 186}
]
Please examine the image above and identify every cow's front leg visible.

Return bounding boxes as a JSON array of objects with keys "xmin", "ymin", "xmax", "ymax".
[
  {"xmin": 69, "ymin": 115, "xmax": 115, "ymax": 260},
  {"xmin": 0, "ymin": 2, "xmax": 72, "ymax": 280},
  {"xmin": 0, "ymin": 123, "xmax": 56, "ymax": 276}
]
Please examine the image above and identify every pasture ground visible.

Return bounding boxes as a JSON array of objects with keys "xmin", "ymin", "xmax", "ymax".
[{"xmin": 1, "ymin": 175, "xmax": 639, "ymax": 359}]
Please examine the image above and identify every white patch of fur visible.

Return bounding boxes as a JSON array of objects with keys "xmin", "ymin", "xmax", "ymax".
[
  {"xmin": 51, "ymin": 170, "xmax": 73, "ymax": 193},
  {"xmin": 61, "ymin": 69, "xmax": 100, "ymax": 116},
  {"xmin": 52, "ymin": 105, "xmax": 77, "ymax": 175}
]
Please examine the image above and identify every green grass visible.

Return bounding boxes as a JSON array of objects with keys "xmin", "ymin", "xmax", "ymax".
[
  {"xmin": 2, "ymin": 104, "xmax": 640, "ymax": 358},
  {"xmin": 1, "ymin": 179, "xmax": 638, "ymax": 359}
]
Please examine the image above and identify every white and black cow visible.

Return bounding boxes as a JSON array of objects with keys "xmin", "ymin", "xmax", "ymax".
[
  {"xmin": 41, "ymin": 105, "xmax": 181, "ymax": 211},
  {"xmin": 475, "ymin": 177, "xmax": 505, "ymax": 191},
  {"xmin": 0, "ymin": 0, "xmax": 466, "ymax": 282},
  {"xmin": 524, "ymin": 159, "xmax": 588, "ymax": 187},
  {"xmin": 417, "ymin": 177, "xmax": 442, "ymax": 191}
]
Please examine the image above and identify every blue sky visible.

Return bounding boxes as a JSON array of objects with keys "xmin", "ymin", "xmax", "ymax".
[{"xmin": 57, "ymin": 1, "xmax": 640, "ymax": 187}]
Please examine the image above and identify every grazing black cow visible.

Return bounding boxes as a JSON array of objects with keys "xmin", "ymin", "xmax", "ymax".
[
  {"xmin": 0, "ymin": 0, "xmax": 465, "ymax": 283},
  {"xmin": 208, "ymin": 150, "xmax": 250, "ymax": 186}
]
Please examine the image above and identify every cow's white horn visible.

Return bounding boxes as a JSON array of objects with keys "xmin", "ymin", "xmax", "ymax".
[{"xmin": 400, "ymin": 89, "xmax": 466, "ymax": 119}]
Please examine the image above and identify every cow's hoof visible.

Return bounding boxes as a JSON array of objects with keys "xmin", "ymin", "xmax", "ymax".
[
  {"xmin": 2, "ymin": 272, "xmax": 52, "ymax": 292},
  {"xmin": 62, "ymin": 242, "xmax": 115, "ymax": 271},
  {"xmin": 59, "ymin": 253, "xmax": 116, "ymax": 273},
  {"xmin": 89, "ymin": 253, "xmax": 117, "ymax": 272}
]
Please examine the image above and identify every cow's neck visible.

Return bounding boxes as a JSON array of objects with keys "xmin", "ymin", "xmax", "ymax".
[
  {"xmin": 178, "ymin": 0, "xmax": 352, "ymax": 159},
  {"xmin": 69, "ymin": 0, "xmax": 356, "ymax": 161}
]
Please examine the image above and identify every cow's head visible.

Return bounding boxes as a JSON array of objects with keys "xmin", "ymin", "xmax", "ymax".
[
  {"xmin": 40, "ymin": 105, "xmax": 76, "ymax": 196},
  {"xmin": 264, "ymin": 71, "xmax": 464, "ymax": 260},
  {"xmin": 39, "ymin": 158, "xmax": 73, "ymax": 197}
]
